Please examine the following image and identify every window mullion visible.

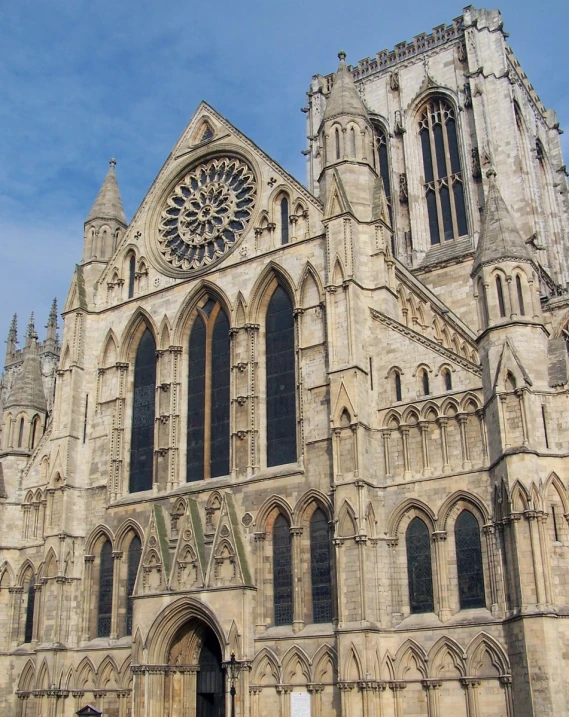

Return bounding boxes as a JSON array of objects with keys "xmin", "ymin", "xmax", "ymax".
[
  {"xmin": 441, "ymin": 119, "xmax": 460, "ymax": 240},
  {"xmin": 428, "ymin": 110, "xmax": 445, "ymax": 244}
]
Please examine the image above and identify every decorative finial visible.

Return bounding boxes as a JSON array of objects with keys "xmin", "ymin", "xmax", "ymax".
[
  {"xmin": 8, "ymin": 313, "xmax": 17, "ymax": 337},
  {"xmin": 338, "ymin": 50, "xmax": 347, "ymax": 62},
  {"xmin": 486, "ymin": 167, "xmax": 497, "ymax": 178},
  {"xmin": 109, "ymin": 158, "xmax": 117, "ymax": 167}
]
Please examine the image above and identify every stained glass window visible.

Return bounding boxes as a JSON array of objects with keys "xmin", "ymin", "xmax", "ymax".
[
  {"xmin": 395, "ymin": 372, "xmax": 402, "ymax": 402},
  {"xmin": 310, "ymin": 508, "xmax": 332, "ymax": 623},
  {"xmin": 129, "ymin": 329, "xmax": 156, "ymax": 493},
  {"xmin": 97, "ymin": 540, "xmax": 113, "ymax": 637},
  {"xmin": 422, "ymin": 370, "xmax": 430, "ymax": 396},
  {"xmin": 455, "ymin": 510, "xmax": 485, "ymax": 609},
  {"xmin": 273, "ymin": 514, "xmax": 293, "ymax": 625},
  {"xmin": 444, "ymin": 369, "xmax": 452, "ymax": 391},
  {"xmin": 419, "ymin": 98, "xmax": 468, "ymax": 245},
  {"xmin": 266, "ymin": 286, "xmax": 297, "ymax": 466},
  {"xmin": 24, "ymin": 574, "xmax": 35, "ymax": 643},
  {"xmin": 281, "ymin": 197, "xmax": 289, "ymax": 245},
  {"xmin": 126, "ymin": 535, "xmax": 142, "ymax": 635},
  {"xmin": 187, "ymin": 300, "xmax": 230, "ymax": 481},
  {"xmin": 406, "ymin": 517, "xmax": 434, "ymax": 613},
  {"xmin": 128, "ymin": 254, "xmax": 136, "ymax": 299}
]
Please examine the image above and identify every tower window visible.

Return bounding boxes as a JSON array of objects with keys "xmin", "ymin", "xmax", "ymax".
[
  {"xmin": 349, "ymin": 127, "xmax": 356, "ymax": 158},
  {"xmin": 406, "ymin": 517, "xmax": 434, "ymax": 613},
  {"xmin": 280, "ymin": 197, "xmax": 289, "ymax": 245},
  {"xmin": 97, "ymin": 540, "xmax": 113, "ymax": 637},
  {"xmin": 128, "ymin": 254, "xmax": 136, "ymax": 299},
  {"xmin": 455, "ymin": 510, "xmax": 485, "ymax": 609},
  {"xmin": 273, "ymin": 514, "xmax": 293, "ymax": 625},
  {"xmin": 24, "ymin": 574, "xmax": 35, "ymax": 643},
  {"xmin": 394, "ymin": 371, "xmax": 402, "ymax": 402},
  {"xmin": 443, "ymin": 369, "xmax": 452, "ymax": 391},
  {"xmin": 310, "ymin": 508, "xmax": 332, "ymax": 623},
  {"xmin": 496, "ymin": 276, "xmax": 506, "ymax": 317},
  {"xmin": 129, "ymin": 328, "xmax": 156, "ymax": 493},
  {"xmin": 335, "ymin": 128, "xmax": 341, "ymax": 160},
  {"xmin": 419, "ymin": 98, "xmax": 468, "ymax": 244},
  {"xmin": 516, "ymin": 275, "xmax": 525, "ymax": 316},
  {"xmin": 422, "ymin": 369, "xmax": 430, "ymax": 396},
  {"xmin": 187, "ymin": 300, "xmax": 230, "ymax": 481},
  {"xmin": 17, "ymin": 417, "xmax": 24, "ymax": 448},
  {"xmin": 266, "ymin": 286, "xmax": 297, "ymax": 466}
]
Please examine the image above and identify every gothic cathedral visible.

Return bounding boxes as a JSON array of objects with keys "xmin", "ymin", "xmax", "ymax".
[{"xmin": 2, "ymin": 6, "xmax": 569, "ymax": 717}]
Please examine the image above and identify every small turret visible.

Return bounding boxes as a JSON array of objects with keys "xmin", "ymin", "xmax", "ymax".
[
  {"xmin": 5, "ymin": 314, "xmax": 17, "ymax": 365},
  {"xmin": 318, "ymin": 52, "xmax": 377, "ymax": 221},
  {"xmin": 44, "ymin": 298, "xmax": 59, "ymax": 355},
  {"xmin": 24, "ymin": 312, "xmax": 36, "ymax": 349},
  {"xmin": 83, "ymin": 158, "xmax": 127, "ymax": 264}
]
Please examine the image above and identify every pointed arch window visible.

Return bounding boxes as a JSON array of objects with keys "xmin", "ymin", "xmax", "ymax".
[
  {"xmin": 266, "ymin": 286, "xmax": 297, "ymax": 466},
  {"xmin": 126, "ymin": 535, "xmax": 142, "ymax": 635},
  {"xmin": 455, "ymin": 510, "xmax": 485, "ymax": 609},
  {"xmin": 516, "ymin": 275, "xmax": 525, "ymax": 316},
  {"xmin": 97, "ymin": 540, "xmax": 113, "ymax": 637},
  {"xmin": 30, "ymin": 415, "xmax": 40, "ymax": 449},
  {"xmin": 406, "ymin": 517, "xmax": 434, "ymax": 613},
  {"xmin": 422, "ymin": 369, "xmax": 430, "ymax": 396},
  {"xmin": 349, "ymin": 127, "xmax": 356, "ymax": 157},
  {"xmin": 24, "ymin": 573, "xmax": 35, "ymax": 643},
  {"xmin": 17, "ymin": 417, "xmax": 24, "ymax": 448},
  {"xmin": 128, "ymin": 254, "xmax": 136, "ymax": 299},
  {"xmin": 496, "ymin": 276, "xmax": 506, "ymax": 317},
  {"xmin": 310, "ymin": 508, "xmax": 332, "ymax": 623},
  {"xmin": 335, "ymin": 128, "xmax": 341, "ymax": 160},
  {"xmin": 375, "ymin": 126, "xmax": 392, "ymax": 221},
  {"xmin": 443, "ymin": 369, "xmax": 452, "ymax": 391},
  {"xmin": 273, "ymin": 514, "xmax": 293, "ymax": 625},
  {"xmin": 280, "ymin": 197, "xmax": 290, "ymax": 245},
  {"xmin": 129, "ymin": 329, "xmax": 156, "ymax": 493},
  {"xmin": 394, "ymin": 371, "xmax": 402, "ymax": 402},
  {"xmin": 419, "ymin": 98, "xmax": 468, "ymax": 245},
  {"xmin": 187, "ymin": 299, "xmax": 230, "ymax": 482}
]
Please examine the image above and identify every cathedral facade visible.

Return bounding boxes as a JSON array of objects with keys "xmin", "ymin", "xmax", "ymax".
[{"xmin": 2, "ymin": 5, "xmax": 569, "ymax": 716}]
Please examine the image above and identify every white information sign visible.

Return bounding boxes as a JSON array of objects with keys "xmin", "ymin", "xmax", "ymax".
[{"xmin": 291, "ymin": 691, "xmax": 311, "ymax": 717}]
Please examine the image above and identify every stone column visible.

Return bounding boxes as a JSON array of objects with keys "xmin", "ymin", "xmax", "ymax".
[
  {"xmin": 526, "ymin": 511, "xmax": 546, "ymax": 608},
  {"xmin": 291, "ymin": 526, "xmax": 305, "ymax": 632},
  {"xmin": 457, "ymin": 414, "xmax": 471, "ymax": 469},
  {"xmin": 333, "ymin": 537, "xmax": 344, "ymax": 624},
  {"xmin": 516, "ymin": 388, "xmax": 529, "ymax": 446},
  {"xmin": 382, "ymin": 431, "xmax": 391, "ymax": 478},
  {"xmin": 9, "ymin": 586, "xmax": 23, "ymax": 645},
  {"xmin": 81, "ymin": 555, "xmax": 95, "ymax": 641},
  {"xmin": 111, "ymin": 550, "xmax": 123, "ymax": 639},
  {"xmin": 389, "ymin": 681, "xmax": 406, "ymax": 717},
  {"xmin": 338, "ymin": 683, "xmax": 354, "ymax": 717},
  {"xmin": 483, "ymin": 525, "xmax": 500, "ymax": 616},
  {"xmin": 500, "ymin": 674, "xmax": 514, "ymax": 717},
  {"xmin": 460, "ymin": 678, "xmax": 480, "ymax": 717},
  {"xmin": 249, "ymin": 687, "xmax": 261, "ymax": 717},
  {"xmin": 432, "ymin": 532, "xmax": 450, "ymax": 621},
  {"xmin": 254, "ymin": 532, "xmax": 266, "ymax": 631},
  {"xmin": 437, "ymin": 418, "xmax": 451, "ymax": 472},
  {"xmin": 400, "ymin": 428, "xmax": 411, "ymax": 479},
  {"xmin": 476, "ymin": 409, "xmax": 487, "ymax": 462},
  {"xmin": 419, "ymin": 421, "xmax": 431, "ymax": 476},
  {"xmin": 423, "ymin": 680, "xmax": 441, "ymax": 717},
  {"xmin": 537, "ymin": 512, "xmax": 553, "ymax": 605}
]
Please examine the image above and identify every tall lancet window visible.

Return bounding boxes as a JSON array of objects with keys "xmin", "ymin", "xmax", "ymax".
[
  {"xmin": 406, "ymin": 517, "xmax": 434, "ymax": 613},
  {"xmin": 455, "ymin": 510, "xmax": 485, "ymax": 609},
  {"xmin": 266, "ymin": 286, "xmax": 297, "ymax": 466},
  {"xmin": 129, "ymin": 328, "xmax": 156, "ymax": 493},
  {"xmin": 187, "ymin": 299, "xmax": 230, "ymax": 481},
  {"xmin": 310, "ymin": 508, "xmax": 333, "ymax": 623},
  {"xmin": 335, "ymin": 128, "xmax": 341, "ymax": 160},
  {"xmin": 128, "ymin": 254, "xmax": 136, "ymax": 299},
  {"xmin": 97, "ymin": 540, "xmax": 113, "ymax": 637},
  {"xmin": 375, "ymin": 126, "xmax": 392, "ymax": 220},
  {"xmin": 280, "ymin": 197, "xmax": 290, "ymax": 245},
  {"xmin": 419, "ymin": 98, "xmax": 468, "ymax": 245},
  {"xmin": 24, "ymin": 574, "xmax": 35, "ymax": 643},
  {"xmin": 273, "ymin": 514, "xmax": 293, "ymax": 625},
  {"xmin": 126, "ymin": 535, "xmax": 142, "ymax": 635}
]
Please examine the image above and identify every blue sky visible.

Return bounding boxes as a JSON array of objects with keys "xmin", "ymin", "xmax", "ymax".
[{"xmin": 0, "ymin": 0, "xmax": 567, "ymax": 348}]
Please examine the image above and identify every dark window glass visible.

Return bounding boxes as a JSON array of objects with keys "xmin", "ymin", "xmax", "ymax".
[
  {"xmin": 266, "ymin": 286, "xmax": 296, "ymax": 466},
  {"xmin": 281, "ymin": 197, "xmax": 289, "ymax": 245},
  {"xmin": 97, "ymin": 540, "xmax": 113, "ymax": 637},
  {"xmin": 310, "ymin": 508, "xmax": 332, "ymax": 623},
  {"xmin": 273, "ymin": 514, "xmax": 293, "ymax": 625},
  {"xmin": 422, "ymin": 370, "xmax": 430, "ymax": 396},
  {"xmin": 496, "ymin": 277, "xmax": 506, "ymax": 317},
  {"xmin": 129, "ymin": 329, "xmax": 156, "ymax": 492},
  {"xmin": 455, "ymin": 511, "xmax": 485, "ymax": 609},
  {"xmin": 335, "ymin": 129, "xmax": 341, "ymax": 160},
  {"xmin": 516, "ymin": 275, "xmax": 525, "ymax": 315},
  {"xmin": 197, "ymin": 631, "xmax": 224, "ymax": 717},
  {"xmin": 444, "ymin": 370, "xmax": 452, "ymax": 391},
  {"xmin": 128, "ymin": 255, "xmax": 136, "ymax": 299},
  {"xmin": 395, "ymin": 372, "xmax": 402, "ymax": 402},
  {"xmin": 30, "ymin": 418, "xmax": 38, "ymax": 449},
  {"xmin": 419, "ymin": 99, "xmax": 468, "ymax": 244},
  {"xmin": 406, "ymin": 517, "xmax": 434, "ymax": 613},
  {"xmin": 426, "ymin": 188, "xmax": 440, "ymax": 245},
  {"xmin": 126, "ymin": 536, "xmax": 142, "ymax": 635},
  {"xmin": 187, "ymin": 302, "xmax": 230, "ymax": 482},
  {"xmin": 350, "ymin": 127, "xmax": 356, "ymax": 157},
  {"xmin": 24, "ymin": 575, "xmax": 35, "ymax": 643},
  {"xmin": 187, "ymin": 315, "xmax": 206, "ymax": 482},
  {"xmin": 17, "ymin": 417, "xmax": 24, "ymax": 448},
  {"xmin": 210, "ymin": 310, "xmax": 230, "ymax": 478}
]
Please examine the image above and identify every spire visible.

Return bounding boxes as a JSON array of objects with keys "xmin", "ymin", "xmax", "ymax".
[
  {"xmin": 45, "ymin": 298, "xmax": 59, "ymax": 352},
  {"xmin": 5, "ymin": 314, "xmax": 17, "ymax": 364},
  {"xmin": 24, "ymin": 313, "xmax": 37, "ymax": 349},
  {"xmin": 323, "ymin": 51, "xmax": 370, "ymax": 122},
  {"xmin": 86, "ymin": 158, "xmax": 127, "ymax": 226},
  {"xmin": 472, "ymin": 169, "xmax": 532, "ymax": 275},
  {"xmin": 5, "ymin": 326, "xmax": 47, "ymax": 412}
]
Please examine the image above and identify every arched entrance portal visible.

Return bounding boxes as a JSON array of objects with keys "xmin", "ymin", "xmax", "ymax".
[{"xmin": 166, "ymin": 618, "xmax": 225, "ymax": 717}]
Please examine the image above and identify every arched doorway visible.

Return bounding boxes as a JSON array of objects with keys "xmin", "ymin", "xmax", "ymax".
[{"xmin": 166, "ymin": 618, "xmax": 225, "ymax": 717}]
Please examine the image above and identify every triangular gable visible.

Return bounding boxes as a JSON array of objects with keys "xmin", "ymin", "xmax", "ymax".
[
  {"xmin": 205, "ymin": 493, "xmax": 251, "ymax": 587},
  {"xmin": 493, "ymin": 337, "xmax": 533, "ymax": 391},
  {"xmin": 372, "ymin": 176, "xmax": 391, "ymax": 227},
  {"xmin": 170, "ymin": 498, "xmax": 206, "ymax": 590},
  {"xmin": 331, "ymin": 380, "xmax": 357, "ymax": 426},
  {"xmin": 138, "ymin": 505, "xmax": 170, "ymax": 593},
  {"xmin": 325, "ymin": 169, "xmax": 354, "ymax": 219}
]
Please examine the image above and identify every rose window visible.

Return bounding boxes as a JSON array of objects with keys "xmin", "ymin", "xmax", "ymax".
[{"xmin": 158, "ymin": 157, "xmax": 256, "ymax": 271}]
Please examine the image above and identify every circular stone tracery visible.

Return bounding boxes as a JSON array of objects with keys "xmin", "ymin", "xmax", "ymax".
[{"xmin": 157, "ymin": 157, "xmax": 256, "ymax": 272}]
